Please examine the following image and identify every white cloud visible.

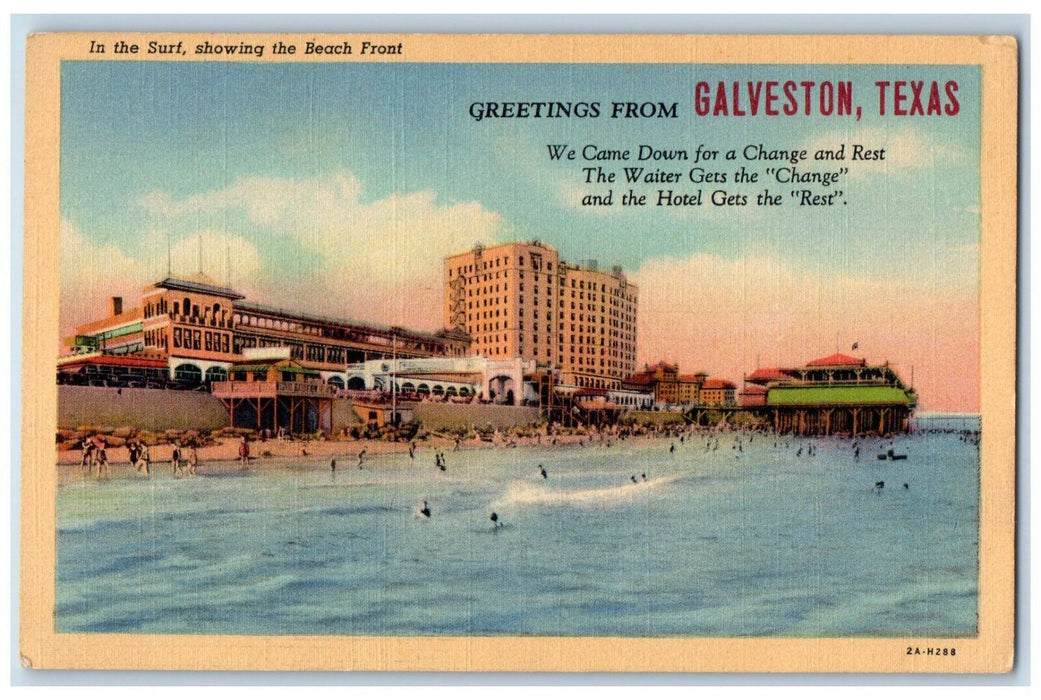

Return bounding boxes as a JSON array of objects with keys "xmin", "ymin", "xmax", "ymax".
[
  {"xmin": 59, "ymin": 218, "xmax": 264, "ymax": 338},
  {"xmin": 556, "ymin": 179, "xmax": 626, "ymax": 214},
  {"xmin": 801, "ymin": 125, "xmax": 966, "ymax": 176},
  {"xmin": 142, "ymin": 228, "xmax": 265, "ymax": 297},
  {"xmin": 59, "ymin": 219, "xmax": 142, "ymax": 336},
  {"xmin": 138, "ymin": 170, "xmax": 505, "ymax": 330}
]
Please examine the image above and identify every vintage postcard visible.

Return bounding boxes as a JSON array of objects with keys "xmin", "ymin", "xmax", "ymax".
[{"xmin": 20, "ymin": 33, "xmax": 1017, "ymax": 673}]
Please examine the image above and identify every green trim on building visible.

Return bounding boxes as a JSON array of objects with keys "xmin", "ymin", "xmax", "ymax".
[
  {"xmin": 230, "ymin": 363, "xmax": 321, "ymax": 376},
  {"xmin": 283, "ymin": 367, "xmax": 320, "ymax": 376},
  {"xmin": 767, "ymin": 385, "xmax": 913, "ymax": 407},
  {"xmin": 84, "ymin": 322, "xmax": 143, "ymax": 344},
  {"xmin": 230, "ymin": 363, "xmax": 275, "ymax": 373}
]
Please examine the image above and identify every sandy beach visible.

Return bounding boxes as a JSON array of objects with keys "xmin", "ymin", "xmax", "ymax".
[{"xmin": 56, "ymin": 429, "xmax": 639, "ymax": 469}]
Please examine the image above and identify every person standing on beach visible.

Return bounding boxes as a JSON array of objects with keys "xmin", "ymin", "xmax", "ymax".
[
  {"xmin": 80, "ymin": 437, "xmax": 96, "ymax": 474},
  {"xmin": 138, "ymin": 443, "xmax": 151, "ymax": 474},
  {"xmin": 171, "ymin": 443, "xmax": 183, "ymax": 475},
  {"xmin": 238, "ymin": 437, "xmax": 250, "ymax": 468},
  {"xmin": 409, "ymin": 444, "xmax": 415, "ymax": 464},
  {"xmin": 187, "ymin": 445, "xmax": 199, "ymax": 476},
  {"xmin": 357, "ymin": 448, "xmax": 367, "ymax": 469},
  {"xmin": 95, "ymin": 444, "xmax": 109, "ymax": 478}
]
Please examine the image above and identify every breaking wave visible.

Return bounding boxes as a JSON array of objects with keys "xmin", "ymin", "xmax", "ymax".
[{"xmin": 490, "ymin": 475, "xmax": 681, "ymax": 511}]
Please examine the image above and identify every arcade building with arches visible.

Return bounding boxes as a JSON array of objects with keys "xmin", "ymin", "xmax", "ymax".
[{"xmin": 59, "ymin": 274, "xmax": 472, "ymax": 394}]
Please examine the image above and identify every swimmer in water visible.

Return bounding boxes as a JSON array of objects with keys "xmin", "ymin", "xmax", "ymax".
[
  {"xmin": 539, "ymin": 465, "xmax": 547, "ymax": 479},
  {"xmin": 420, "ymin": 500, "xmax": 431, "ymax": 518}
]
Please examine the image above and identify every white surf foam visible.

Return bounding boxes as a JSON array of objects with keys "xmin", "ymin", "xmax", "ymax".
[{"xmin": 490, "ymin": 474, "xmax": 681, "ymax": 511}]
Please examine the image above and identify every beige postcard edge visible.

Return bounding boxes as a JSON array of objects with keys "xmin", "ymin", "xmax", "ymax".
[{"xmin": 19, "ymin": 33, "xmax": 1019, "ymax": 673}]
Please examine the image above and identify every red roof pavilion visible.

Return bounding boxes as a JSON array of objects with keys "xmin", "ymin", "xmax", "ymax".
[{"xmin": 806, "ymin": 353, "xmax": 866, "ymax": 367}]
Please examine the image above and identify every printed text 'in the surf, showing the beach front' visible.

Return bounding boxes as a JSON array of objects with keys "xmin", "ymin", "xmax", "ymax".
[{"xmin": 86, "ymin": 38, "xmax": 405, "ymax": 58}]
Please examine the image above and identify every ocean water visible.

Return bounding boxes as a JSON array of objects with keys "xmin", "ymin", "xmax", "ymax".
[{"xmin": 55, "ymin": 427, "xmax": 979, "ymax": 637}]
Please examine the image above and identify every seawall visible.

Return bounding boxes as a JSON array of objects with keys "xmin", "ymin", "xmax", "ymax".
[
  {"xmin": 57, "ymin": 386, "xmax": 229, "ymax": 431},
  {"xmin": 58, "ymin": 387, "xmax": 541, "ymax": 434}
]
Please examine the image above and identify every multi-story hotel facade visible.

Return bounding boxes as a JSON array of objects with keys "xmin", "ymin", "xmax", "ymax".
[{"xmin": 444, "ymin": 241, "xmax": 638, "ymax": 390}]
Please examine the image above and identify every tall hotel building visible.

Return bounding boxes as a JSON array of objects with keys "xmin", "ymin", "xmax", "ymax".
[{"xmin": 444, "ymin": 241, "xmax": 638, "ymax": 389}]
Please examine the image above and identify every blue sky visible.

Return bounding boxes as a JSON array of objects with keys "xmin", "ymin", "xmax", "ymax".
[{"xmin": 59, "ymin": 60, "xmax": 982, "ymax": 409}]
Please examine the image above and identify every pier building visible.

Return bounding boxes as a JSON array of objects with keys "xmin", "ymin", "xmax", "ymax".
[
  {"xmin": 444, "ymin": 241, "xmax": 638, "ymax": 390},
  {"xmin": 212, "ymin": 347, "xmax": 338, "ymax": 434},
  {"xmin": 744, "ymin": 352, "xmax": 917, "ymax": 435}
]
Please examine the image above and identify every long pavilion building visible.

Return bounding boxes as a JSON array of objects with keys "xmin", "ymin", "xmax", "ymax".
[
  {"xmin": 59, "ymin": 274, "xmax": 471, "ymax": 391},
  {"xmin": 742, "ymin": 352, "xmax": 917, "ymax": 436}
]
